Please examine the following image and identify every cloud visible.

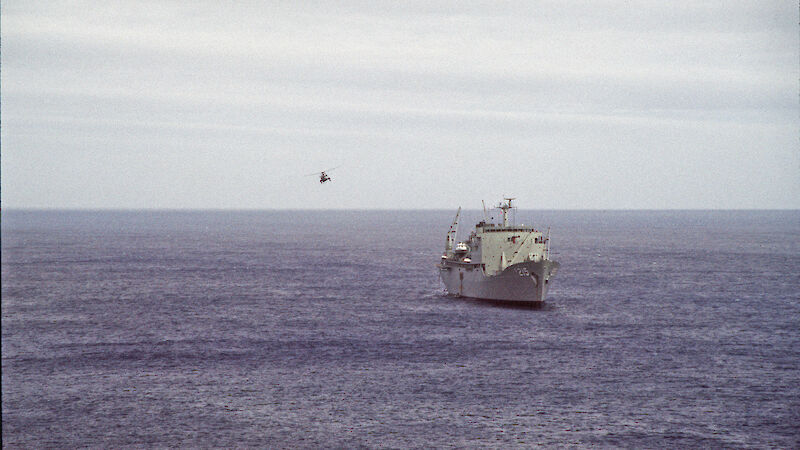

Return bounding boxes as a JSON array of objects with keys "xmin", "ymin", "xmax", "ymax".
[{"xmin": 2, "ymin": 0, "xmax": 797, "ymax": 208}]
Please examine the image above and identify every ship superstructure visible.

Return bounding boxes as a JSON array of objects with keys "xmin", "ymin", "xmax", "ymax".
[{"xmin": 438, "ymin": 198, "xmax": 559, "ymax": 304}]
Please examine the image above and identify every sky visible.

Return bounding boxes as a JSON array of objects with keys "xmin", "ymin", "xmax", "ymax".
[{"xmin": 1, "ymin": 1, "xmax": 798, "ymax": 210}]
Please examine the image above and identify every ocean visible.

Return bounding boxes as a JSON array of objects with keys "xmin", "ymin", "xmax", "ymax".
[{"xmin": 2, "ymin": 209, "xmax": 799, "ymax": 447}]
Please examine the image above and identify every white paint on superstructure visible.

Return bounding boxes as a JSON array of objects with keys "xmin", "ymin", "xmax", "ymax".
[{"xmin": 438, "ymin": 198, "xmax": 559, "ymax": 303}]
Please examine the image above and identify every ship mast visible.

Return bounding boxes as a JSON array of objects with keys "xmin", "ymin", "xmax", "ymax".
[{"xmin": 497, "ymin": 197, "xmax": 515, "ymax": 227}]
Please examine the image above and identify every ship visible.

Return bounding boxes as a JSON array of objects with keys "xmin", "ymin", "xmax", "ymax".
[{"xmin": 437, "ymin": 198, "xmax": 560, "ymax": 304}]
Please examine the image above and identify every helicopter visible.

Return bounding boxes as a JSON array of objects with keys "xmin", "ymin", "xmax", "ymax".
[{"xmin": 306, "ymin": 166, "xmax": 339, "ymax": 184}]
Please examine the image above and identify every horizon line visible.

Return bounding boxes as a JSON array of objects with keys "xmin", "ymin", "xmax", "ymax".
[{"xmin": 3, "ymin": 207, "xmax": 799, "ymax": 212}]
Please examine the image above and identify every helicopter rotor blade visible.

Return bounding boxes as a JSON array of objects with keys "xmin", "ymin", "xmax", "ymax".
[{"xmin": 304, "ymin": 165, "xmax": 341, "ymax": 176}]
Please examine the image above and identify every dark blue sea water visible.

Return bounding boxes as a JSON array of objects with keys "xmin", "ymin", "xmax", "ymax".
[{"xmin": 2, "ymin": 210, "xmax": 799, "ymax": 448}]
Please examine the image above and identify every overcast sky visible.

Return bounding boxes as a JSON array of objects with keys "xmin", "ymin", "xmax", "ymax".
[{"xmin": 2, "ymin": 1, "xmax": 797, "ymax": 209}]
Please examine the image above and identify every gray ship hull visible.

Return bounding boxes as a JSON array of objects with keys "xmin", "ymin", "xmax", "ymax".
[{"xmin": 438, "ymin": 259, "xmax": 560, "ymax": 304}]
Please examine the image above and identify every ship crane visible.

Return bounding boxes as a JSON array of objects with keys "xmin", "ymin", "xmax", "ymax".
[{"xmin": 444, "ymin": 207, "xmax": 461, "ymax": 256}]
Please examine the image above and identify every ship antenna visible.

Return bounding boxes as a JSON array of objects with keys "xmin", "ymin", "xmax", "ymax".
[{"xmin": 482, "ymin": 200, "xmax": 489, "ymax": 222}]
